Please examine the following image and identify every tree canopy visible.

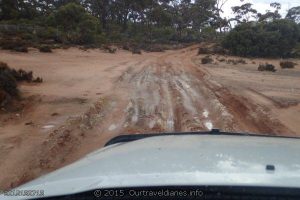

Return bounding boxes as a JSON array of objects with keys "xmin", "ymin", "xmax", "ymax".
[
  {"xmin": 286, "ymin": 6, "xmax": 300, "ymax": 24},
  {"xmin": 0, "ymin": 0, "xmax": 299, "ymax": 56}
]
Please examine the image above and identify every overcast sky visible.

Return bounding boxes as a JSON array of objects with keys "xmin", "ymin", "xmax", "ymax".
[{"xmin": 221, "ymin": 0, "xmax": 300, "ymax": 19}]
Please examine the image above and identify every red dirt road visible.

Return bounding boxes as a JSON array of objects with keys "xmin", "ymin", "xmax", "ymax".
[{"xmin": 0, "ymin": 45, "xmax": 299, "ymax": 190}]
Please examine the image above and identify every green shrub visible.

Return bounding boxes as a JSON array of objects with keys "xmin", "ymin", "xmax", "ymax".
[
  {"xmin": 143, "ymin": 44, "xmax": 165, "ymax": 52},
  {"xmin": 198, "ymin": 44, "xmax": 226, "ymax": 55},
  {"xmin": 258, "ymin": 63, "xmax": 276, "ymax": 72},
  {"xmin": 226, "ymin": 58, "xmax": 247, "ymax": 65},
  {"xmin": 51, "ymin": 3, "xmax": 100, "ymax": 44},
  {"xmin": 198, "ymin": 47, "xmax": 209, "ymax": 54},
  {"xmin": 291, "ymin": 43, "xmax": 300, "ymax": 57},
  {"xmin": 132, "ymin": 48, "xmax": 142, "ymax": 54},
  {"xmin": 39, "ymin": 45, "xmax": 52, "ymax": 53},
  {"xmin": 222, "ymin": 20, "xmax": 300, "ymax": 57},
  {"xmin": 226, "ymin": 59, "xmax": 247, "ymax": 65},
  {"xmin": 11, "ymin": 69, "xmax": 33, "ymax": 82},
  {"xmin": 106, "ymin": 23, "xmax": 123, "ymax": 41},
  {"xmin": 0, "ymin": 62, "xmax": 42, "ymax": 107},
  {"xmin": 0, "ymin": 62, "xmax": 19, "ymax": 98},
  {"xmin": 151, "ymin": 27, "xmax": 175, "ymax": 43},
  {"xmin": 0, "ymin": 37, "xmax": 28, "ymax": 52},
  {"xmin": 201, "ymin": 27, "xmax": 217, "ymax": 41},
  {"xmin": 0, "ymin": 61, "xmax": 42, "ymax": 84},
  {"xmin": 36, "ymin": 27, "xmax": 58, "ymax": 40},
  {"xmin": 122, "ymin": 44, "xmax": 130, "ymax": 51},
  {"xmin": 14, "ymin": 46, "xmax": 28, "ymax": 52},
  {"xmin": 211, "ymin": 44, "xmax": 226, "ymax": 54}
]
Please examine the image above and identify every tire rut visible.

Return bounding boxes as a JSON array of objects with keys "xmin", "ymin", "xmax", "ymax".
[{"xmin": 115, "ymin": 49, "xmax": 234, "ymax": 133}]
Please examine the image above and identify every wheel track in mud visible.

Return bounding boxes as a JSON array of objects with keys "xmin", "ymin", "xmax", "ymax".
[{"xmin": 115, "ymin": 46, "xmax": 235, "ymax": 133}]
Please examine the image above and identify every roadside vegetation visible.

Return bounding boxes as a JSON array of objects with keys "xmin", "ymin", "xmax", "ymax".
[
  {"xmin": 221, "ymin": 3, "xmax": 300, "ymax": 58},
  {"xmin": 0, "ymin": 61, "xmax": 42, "ymax": 110},
  {"xmin": 280, "ymin": 61, "xmax": 297, "ymax": 69},
  {"xmin": 222, "ymin": 20, "xmax": 300, "ymax": 57},
  {"xmin": 258, "ymin": 63, "xmax": 277, "ymax": 72},
  {"xmin": 0, "ymin": 62, "xmax": 19, "ymax": 103},
  {"xmin": 0, "ymin": 0, "xmax": 219, "ymax": 50},
  {"xmin": 0, "ymin": 1, "xmax": 299, "ymax": 56}
]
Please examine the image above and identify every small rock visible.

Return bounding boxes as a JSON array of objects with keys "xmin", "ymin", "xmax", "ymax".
[
  {"xmin": 108, "ymin": 124, "xmax": 117, "ymax": 131},
  {"xmin": 51, "ymin": 113, "xmax": 59, "ymax": 116},
  {"xmin": 43, "ymin": 125, "xmax": 55, "ymax": 129},
  {"xmin": 25, "ymin": 121, "xmax": 34, "ymax": 126}
]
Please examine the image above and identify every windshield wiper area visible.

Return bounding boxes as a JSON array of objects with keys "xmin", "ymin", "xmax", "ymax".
[{"xmin": 105, "ymin": 129, "xmax": 300, "ymax": 147}]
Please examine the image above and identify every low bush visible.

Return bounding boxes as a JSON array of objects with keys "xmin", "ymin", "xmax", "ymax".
[
  {"xmin": 216, "ymin": 57, "xmax": 226, "ymax": 62},
  {"xmin": 103, "ymin": 45, "xmax": 117, "ymax": 53},
  {"xmin": 39, "ymin": 45, "xmax": 52, "ymax": 53},
  {"xmin": 280, "ymin": 61, "xmax": 297, "ymax": 69},
  {"xmin": 198, "ymin": 47, "xmax": 209, "ymax": 55},
  {"xmin": 258, "ymin": 63, "xmax": 276, "ymax": 72},
  {"xmin": 14, "ymin": 46, "xmax": 28, "ymax": 53},
  {"xmin": 52, "ymin": 44, "xmax": 63, "ymax": 49},
  {"xmin": 198, "ymin": 44, "xmax": 226, "ymax": 55},
  {"xmin": 122, "ymin": 44, "xmax": 130, "ymax": 51},
  {"xmin": 0, "ymin": 62, "xmax": 42, "ymax": 83},
  {"xmin": 109, "ymin": 48, "xmax": 117, "ymax": 54},
  {"xmin": 36, "ymin": 27, "xmax": 58, "ymax": 41},
  {"xmin": 211, "ymin": 44, "xmax": 226, "ymax": 54},
  {"xmin": 148, "ymin": 27, "xmax": 175, "ymax": 43},
  {"xmin": 132, "ymin": 48, "xmax": 142, "ymax": 54},
  {"xmin": 12, "ymin": 69, "xmax": 33, "ymax": 82},
  {"xmin": 0, "ymin": 89, "xmax": 8, "ymax": 107},
  {"xmin": 0, "ymin": 62, "xmax": 19, "ymax": 100},
  {"xmin": 0, "ymin": 61, "xmax": 43, "ymax": 107},
  {"xmin": 143, "ymin": 44, "xmax": 165, "ymax": 52},
  {"xmin": 226, "ymin": 59, "xmax": 237, "ymax": 65},
  {"xmin": 0, "ymin": 37, "xmax": 28, "ymax": 52},
  {"xmin": 226, "ymin": 58, "xmax": 247, "ymax": 65},
  {"xmin": 201, "ymin": 56, "xmax": 213, "ymax": 64},
  {"xmin": 236, "ymin": 59, "xmax": 247, "ymax": 64},
  {"xmin": 33, "ymin": 77, "xmax": 43, "ymax": 83}
]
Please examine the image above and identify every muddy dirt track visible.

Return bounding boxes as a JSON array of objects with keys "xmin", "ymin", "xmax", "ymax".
[{"xmin": 0, "ymin": 45, "xmax": 300, "ymax": 189}]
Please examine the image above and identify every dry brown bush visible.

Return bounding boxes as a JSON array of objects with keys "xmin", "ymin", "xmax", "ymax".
[
  {"xmin": 201, "ymin": 56, "xmax": 213, "ymax": 64},
  {"xmin": 280, "ymin": 61, "xmax": 297, "ymax": 69}
]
